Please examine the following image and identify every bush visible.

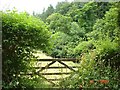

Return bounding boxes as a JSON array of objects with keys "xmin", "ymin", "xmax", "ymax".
[
  {"xmin": 59, "ymin": 51, "xmax": 119, "ymax": 89},
  {"xmin": 2, "ymin": 10, "xmax": 52, "ymax": 88},
  {"xmin": 73, "ymin": 40, "xmax": 95, "ymax": 57},
  {"xmin": 94, "ymin": 38, "xmax": 120, "ymax": 69}
]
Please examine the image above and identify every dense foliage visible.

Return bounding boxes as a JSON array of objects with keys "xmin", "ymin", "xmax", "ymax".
[
  {"xmin": 2, "ymin": 0, "xmax": 120, "ymax": 89},
  {"xmin": 2, "ymin": 10, "xmax": 52, "ymax": 88},
  {"xmin": 34, "ymin": 1, "xmax": 120, "ymax": 89},
  {"xmin": 35, "ymin": 1, "xmax": 113, "ymax": 58}
]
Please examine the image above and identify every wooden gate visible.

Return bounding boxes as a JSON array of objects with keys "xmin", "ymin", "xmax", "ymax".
[
  {"xmin": 33, "ymin": 58, "xmax": 80, "ymax": 86},
  {"xmin": 20, "ymin": 58, "xmax": 80, "ymax": 86}
]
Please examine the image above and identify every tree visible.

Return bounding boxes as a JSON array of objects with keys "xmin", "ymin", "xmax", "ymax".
[
  {"xmin": 46, "ymin": 13, "xmax": 72, "ymax": 34},
  {"xmin": 50, "ymin": 32, "xmax": 71, "ymax": 58},
  {"xmin": 34, "ymin": 4, "xmax": 54, "ymax": 22},
  {"xmin": 73, "ymin": 2, "xmax": 111, "ymax": 33},
  {"xmin": 92, "ymin": 2, "xmax": 120, "ymax": 42},
  {"xmin": 55, "ymin": 1, "xmax": 71, "ymax": 15}
]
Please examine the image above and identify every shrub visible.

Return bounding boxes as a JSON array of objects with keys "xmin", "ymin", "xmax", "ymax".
[
  {"xmin": 94, "ymin": 38, "xmax": 120, "ymax": 69},
  {"xmin": 73, "ymin": 40, "xmax": 95, "ymax": 57},
  {"xmin": 59, "ymin": 51, "xmax": 119, "ymax": 89},
  {"xmin": 2, "ymin": 10, "xmax": 52, "ymax": 88}
]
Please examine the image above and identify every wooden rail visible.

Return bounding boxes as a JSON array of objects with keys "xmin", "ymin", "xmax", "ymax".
[
  {"xmin": 40, "ymin": 72, "xmax": 71, "ymax": 75},
  {"xmin": 20, "ymin": 72, "xmax": 71, "ymax": 75},
  {"xmin": 33, "ymin": 66, "xmax": 80, "ymax": 69},
  {"xmin": 58, "ymin": 61, "xmax": 76, "ymax": 72},
  {"xmin": 37, "ymin": 58, "xmax": 79, "ymax": 62},
  {"xmin": 47, "ymin": 79, "xmax": 62, "ymax": 81}
]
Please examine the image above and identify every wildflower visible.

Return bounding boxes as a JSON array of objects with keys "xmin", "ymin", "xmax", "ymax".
[
  {"xmin": 99, "ymin": 80, "xmax": 109, "ymax": 84},
  {"xmin": 90, "ymin": 80, "xmax": 94, "ymax": 84}
]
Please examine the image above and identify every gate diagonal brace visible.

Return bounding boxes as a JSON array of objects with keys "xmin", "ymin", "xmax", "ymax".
[
  {"xmin": 58, "ymin": 61, "xmax": 76, "ymax": 72},
  {"xmin": 33, "ymin": 71, "xmax": 56, "ymax": 86},
  {"xmin": 37, "ymin": 61, "xmax": 56, "ymax": 73}
]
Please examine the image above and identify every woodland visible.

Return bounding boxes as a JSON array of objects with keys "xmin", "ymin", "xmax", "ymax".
[{"xmin": 2, "ymin": 1, "xmax": 120, "ymax": 89}]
